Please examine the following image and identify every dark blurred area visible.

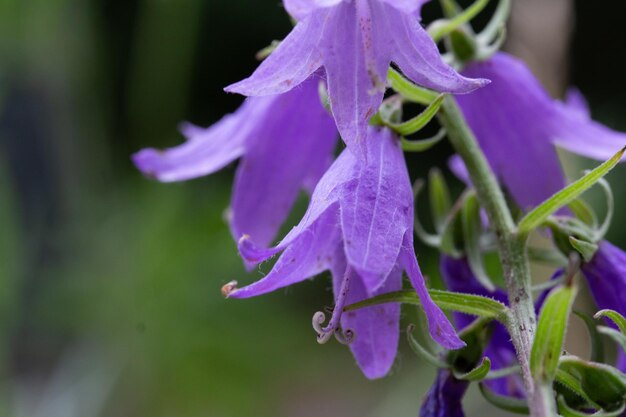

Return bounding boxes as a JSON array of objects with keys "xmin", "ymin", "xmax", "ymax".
[{"xmin": 1, "ymin": 1, "xmax": 626, "ymax": 416}]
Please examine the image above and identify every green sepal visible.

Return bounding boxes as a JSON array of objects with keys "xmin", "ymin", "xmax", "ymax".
[
  {"xmin": 406, "ymin": 324, "xmax": 449, "ymax": 368},
  {"xmin": 439, "ymin": 205, "xmax": 463, "ymax": 257},
  {"xmin": 453, "ymin": 357, "xmax": 491, "ymax": 381},
  {"xmin": 569, "ymin": 237, "xmax": 599, "ymax": 263},
  {"xmin": 388, "ymin": 68, "xmax": 437, "ymax": 105},
  {"xmin": 369, "ymin": 95, "xmax": 403, "ymax": 127},
  {"xmin": 255, "ymin": 40, "xmax": 280, "ymax": 60},
  {"xmin": 598, "ymin": 326, "xmax": 626, "ymax": 356},
  {"xmin": 518, "ymin": 146, "xmax": 626, "ymax": 235},
  {"xmin": 594, "ymin": 178, "xmax": 615, "ymax": 241},
  {"xmin": 429, "ymin": 168, "xmax": 452, "ymax": 234},
  {"xmin": 461, "ymin": 191, "xmax": 496, "ymax": 292},
  {"xmin": 478, "ymin": 383, "xmax": 529, "ymax": 414},
  {"xmin": 574, "ymin": 311, "xmax": 605, "ymax": 363},
  {"xmin": 401, "ymin": 128, "xmax": 447, "ymax": 153},
  {"xmin": 568, "ymin": 199, "xmax": 598, "ymax": 228},
  {"xmin": 558, "ymin": 396, "xmax": 626, "ymax": 417},
  {"xmin": 531, "ymin": 283, "xmax": 578, "ymax": 383},
  {"xmin": 594, "ymin": 309, "xmax": 626, "ymax": 334},
  {"xmin": 448, "ymin": 28, "xmax": 478, "ymax": 63},
  {"xmin": 558, "ymin": 356, "xmax": 626, "ymax": 411},
  {"xmin": 476, "ymin": 0, "xmax": 511, "ymax": 44},
  {"xmin": 384, "ymin": 94, "xmax": 445, "ymax": 136},
  {"xmin": 428, "ymin": 0, "xmax": 489, "ymax": 42},
  {"xmin": 555, "ymin": 368, "xmax": 600, "ymax": 410},
  {"xmin": 344, "ymin": 289, "xmax": 509, "ymax": 323},
  {"xmin": 412, "ymin": 179, "xmax": 443, "ymax": 248}
]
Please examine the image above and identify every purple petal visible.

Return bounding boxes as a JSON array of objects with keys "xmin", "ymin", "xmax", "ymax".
[
  {"xmin": 457, "ymin": 53, "xmax": 568, "ymax": 210},
  {"xmin": 322, "ymin": 1, "xmax": 388, "ymax": 153},
  {"xmin": 400, "ymin": 236, "xmax": 465, "ymax": 349},
  {"xmin": 564, "ymin": 88, "xmax": 590, "ymax": 119},
  {"xmin": 582, "ymin": 241, "xmax": 626, "ymax": 327},
  {"xmin": 381, "ymin": 0, "xmax": 430, "ymax": 14},
  {"xmin": 339, "ymin": 127, "xmax": 412, "ymax": 293},
  {"xmin": 379, "ymin": 2, "xmax": 488, "ymax": 94},
  {"xmin": 332, "ymin": 254, "xmax": 401, "ymax": 379},
  {"xmin": 238, "ymin": 144, "xmax": 358, "ymax": 264},
  {"xmin": 419, "ymin": 369, "xmax": 469, "ymax": 417},
  {"xmin": 230, "ymin": 209, "xmax": 342, "ymax": 299},
  {"xmin": 132, "ymin": 98, "xmax": 265, "ymax": 181},
  {"xmin": 225, "ymin": 11, "xmax": 327, "ymax": 96},
  {"xmin": 448, "ymin": 155, "xmax": 471, "ymax": 187},
  {"xmin": 283, "ymin": 0, "xmax": 343, "ymax": 20},
  {"xmin": 230, "ymin": 78, "xmax": 337, "ymax": 247}
]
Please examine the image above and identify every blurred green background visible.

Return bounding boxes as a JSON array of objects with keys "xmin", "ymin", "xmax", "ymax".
[{"xmin": 1, "ymin": 0, "xmax": 626, "ymax": 416}]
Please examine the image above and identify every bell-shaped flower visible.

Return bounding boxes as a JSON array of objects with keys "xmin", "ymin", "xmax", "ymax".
[
  {"xmin": 133, "ymin": 77, "xmax": 337, "ymax": 250},
  {"xmin": 226, "ymin": 126, "xmax": 464, "ymax": 379},
  {"xmin": 455, "ymin": 52, "xmax": 626, "ymax": 210},
  {"xmin": 581, "ymin": 241, "xmax": 626, "ymax": 371},
  {"xmin": 420, "ymin": 368, "xmax": 469, "ymax": 417},
  {"xmin": 225, "ymin": 0, "xmax": 487, "ymax": 155}
]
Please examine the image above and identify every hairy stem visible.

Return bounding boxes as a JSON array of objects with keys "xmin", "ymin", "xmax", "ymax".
[{"xmin": 438, "ymin": 96, "xmax": 556, "ymax": 417}]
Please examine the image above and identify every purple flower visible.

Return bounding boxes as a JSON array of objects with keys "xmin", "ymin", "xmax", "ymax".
[
  {"xmin": 226, "ymin": 126, "xmax": 464, "ymax": 379},
  {"xmin": 440, "ymin": 256, "xmax": 524, "ymax": 396},
  {"xmin": 581, "ymin": 241, "xmax": 626, "ymax": 372},
  {"xmin": 455, "ymin": 52, "xmax": 626, "ymax": 210},
  {"xmin": 225, "ymin": 0, "xmax": 487, "ymax": 155},
  {"xmin": 133, "ymin": 77, "xmax": 337, "ymax": 250},
  {"xmin": 420, "ymin": 369, "xmax": 468, "ymax": 417}
]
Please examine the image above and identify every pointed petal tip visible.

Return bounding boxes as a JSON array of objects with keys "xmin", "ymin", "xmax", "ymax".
[
  {"xmin": 237, "ymin": 234, "xmax": 281, "ymax": 265},
  {"xmin": 132, "ymin": 149, "xmax": 167, "ymax": 181}
]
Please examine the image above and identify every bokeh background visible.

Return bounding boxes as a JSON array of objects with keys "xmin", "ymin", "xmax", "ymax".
[{"xmin": 1, "ymin": 0, "xmax": 626, "ymax": 416}]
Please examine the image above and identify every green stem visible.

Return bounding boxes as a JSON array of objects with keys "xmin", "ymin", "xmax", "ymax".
[{"xmin": 438, "ymin": 96, "xmax": 557, "ymax": 417}]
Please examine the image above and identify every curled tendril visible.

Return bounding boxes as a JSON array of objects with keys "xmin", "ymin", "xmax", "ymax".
[{"xmin": 312, "ymin": 311, "xmax": 355, "ymax": 345}]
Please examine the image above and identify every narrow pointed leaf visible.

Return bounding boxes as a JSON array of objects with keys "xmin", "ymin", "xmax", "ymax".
[
  {"xmin": 453, "ymin": 357, "xmax": 491, "ymax": 381},
  {"xmin": 594, "ymin": 309, "xmax": 626, "ymax": 334},
  {"xmin": 555, "ymin": 368, "xmax": 599, "ymax": 408},
  {"xmin": 574, "ymin": 311, "xmax": 605, "ymax": 363},
  {"xmin": 462, "ymin": 191, "xmax": 496, "ymax": 291},
  {"xmin": 531, "ymin": 284, "xmax": 578, "ymax": 383},
  {"xmin": 412, "ymin": 180, "xmax": 442, "ymax": 247},
  {"xmin": 401, "ymin": 128, "xmax": 446, "ymax": 152},
  {"xmin": 518, "ymin": 147, "xmax": 626, "ymax": 235},
  {"xmin": 344, "ymin": 289, "xmax": 509, "ymax": 323},
  {"xmin": 429, "ymin": 168, "xmax": 452, "ymax": 234},
  {"xmin": 407, "ymin": 324, "xmax": 449, "ymax": 368},
  {"xmin": 478, "ymin": 383, "xmax": 529, "ymax": 414},
  {"xmin": 484, "ymin": 364, "xmax": 521, "ymax": 380},
  {"xmin": 568, "ymin": 198, "xmax": 597, "ymax": 228},
  {"xmin": 388, "ymin": 68, "xmax": 437, "ymax": 105},
  {"xmin": 595, "ymin": 178, "xmax": 615, "ymax": 240},
  {"xmin": 385, "ymin": 94, "xmax": 445, "ymax": 136}
]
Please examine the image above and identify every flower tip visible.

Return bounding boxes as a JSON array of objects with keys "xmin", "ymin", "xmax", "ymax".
[
  {"xmin": 237, "ymin": 234, "xmax": 274, "ymax": 264},
  {"xmin": 221, "ymin": 280, "xmax": 239, "ymax": 298},
  {"xmin": 132, "ymin": 149, "xmax": 163, "ymax": 181}
]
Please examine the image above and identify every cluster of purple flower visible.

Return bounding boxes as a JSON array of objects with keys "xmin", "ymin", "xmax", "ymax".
[{"xmin": 133, "ymin": 0, "xmax": 626, "ymax": 413}]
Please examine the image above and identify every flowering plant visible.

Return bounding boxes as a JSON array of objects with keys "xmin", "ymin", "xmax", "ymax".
[{"xmin": 134, "ymin": 1, "xmax": 626, "ymax": 415}]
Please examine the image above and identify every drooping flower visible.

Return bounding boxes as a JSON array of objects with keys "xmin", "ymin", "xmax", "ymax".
[
  {"xmin": 581, "ymin": 241, "xmax": 626, "ymax": 372},
  {"xmin": 454, "ymin": 52, "xmax": 626, "ymax": 211},
  {"xmin": 440, "ymin": 256, "xmax": 524, "ymax": 396},
  {"xmin": 225, "ymin": 0, "xmax": 487, "ymax": 155},
  {"xmin": 226, "ymin": 126, "xmax": 464, "ymax": 379},
  {"xmin": 420, "ymin": 368, "xmax": 468, "ymax": 417},
  {"xmin": 133, "ymin": 76, "xmax": 337, "ymax": 250}
]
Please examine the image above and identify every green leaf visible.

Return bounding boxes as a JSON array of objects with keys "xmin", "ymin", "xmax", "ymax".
[
  {"xmin": 429, "ymin": 168, "xmax": 452, "ymax": 234},
  {"xmin": 555, "ymin": 368, "xmax": 599, "ymax": 409},
  {"xmin": 594, "ymin": 178, "xmax": 614, "ymax": 240},
  {"xmin": 407, "ymin": 324, "xmax": 449, "ymax": 368},
  {"xmin": 255, "ymin": 40, "xmax": 280, "ymax": 60},
  {"xmin": 428, "ymin": 0, "xmax": 490, "ymax": 42},
  {"xmin": 594, "ymin": 309, "xmax": 626, "ymax": 334},
  {"xmin": 453, "ymin": 357, "xmax": 491, "ymax": 381},
  {"xmin": 344, "ymin": 289, "xmax": 509, "ymax": 323},
  {"xmin": 574, "ymin": 311, "xmax": 605, "ymax": 363},
  {"xmin": 401, "ymin": 128, "xmax": 447, "ymax": 152},
  {"xmin": 461, "ymin": 191, "xmax": 496, "ymax": 291},
  {"xmin": 384, "ymin": 94, "xmax": 445, "ymax": 136},
  {"xmin": 439, "ymin": 206, "xmax": 463, "ymax": 257},
  {"xmin": 531, "ymin": 284, "xmax": 578, "ymax": 383},
  {"xmin": 569, "ymin": 237, "xmax": 599, "ymax": 263},
  {"xmin": 518, "ymin": 147, "xmax": 626, "ymax": 235},
  {"xmin": 478, "ymin": 383, "xmax": 529, "ymax": 414},
  {"xmin": 559, "ymin": 356, "xmax": 626, "ymax": 410},
  {"xmin": 388, "ymin": 68, "xmax": 438, "ymax": 105},
  {"xmin": 484, "ymin": 364, "xmax": 520, "ymax": 380},
  {"xmin": 598, "ymin": 326, "xmax": 626, "ymax": 355},
  {"xmin": 527, "ymin": 246, "xmax": 569, "ymax": 267}
]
